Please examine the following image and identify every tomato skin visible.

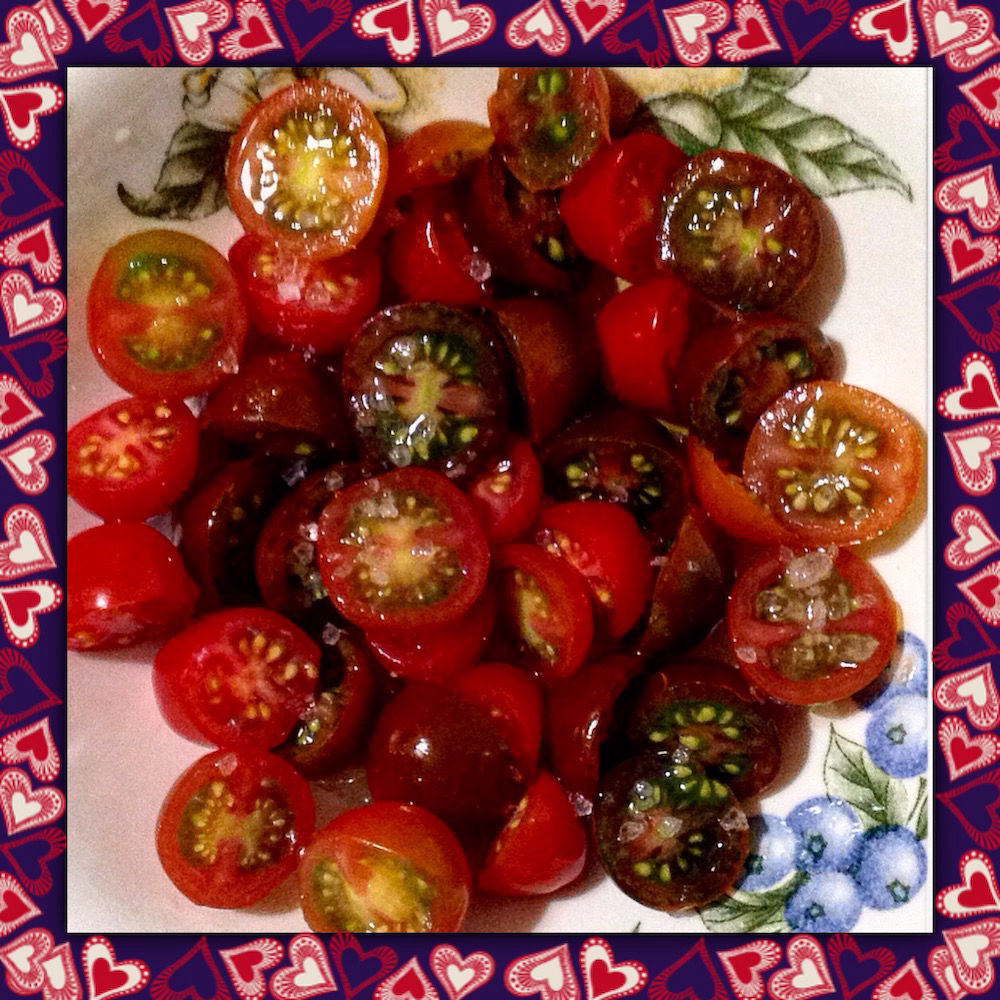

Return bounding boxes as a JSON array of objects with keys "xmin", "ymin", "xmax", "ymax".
[
  {"xmin": 494, "ymin": 542, "xmax": 594, "ymax": 683},
  {"xmin": 68, "ymin": 522, "xmax": 199, "ymax": 651},
  {"xmin": 478, "ymin": 771, "xmax": 587, "ymax": 897},
  {"xmin": 728, "ymin": 546, "xmax": 898, "ymax": 706},
  {"xmin": 364, "ymin": 586, "xmax": 496, "ymax": 682},
  {"xmin": 453, "ymin": 661, "xmax": 544, "ymax": 779},
  {"xmin": 226, "ymin": 81, "xmax": 388, "ymax": 259},
  {"xmin": 366, "ymin": 682, "xmax": 526, "ymax": 832},
  {"xmin": 153, "ymin": 606, "xmax": 322, "ymax": 749},
  {"xmin": 316, "ymin": 467, "xmax": 490, "ymax": 631},
  {"xmin": 385, "ymin": 119, "xmax": 493, "ymax": 202},
  {"xmin": 466, "ymin": 435, "xmax": 543, "ymax": 545},
  {"xmin": 536, "ymin": 500, "xmax": 653, "ymax": 640},
  {"xmin": 488, "ymin": 68, "xmax": 610, "ymax": 192},
  {"xmin": 688, "ymin": 435, "xmax": 797, "ymax": 546},
  {"xmin": 561, "ymin": 131, "xmax": 688, "ymax": 283},
  {"xmin": 298, "ymin": 801, "xmax": 471, "ymax": 932},
  {"xmin": 68, "ymin": 396, "xmax": 199, "ymax": 522},
  {"xmin": 545, "ymin": 653, "xmax": 642, "ymax": 801},
  {"xmin": 595, "ymin": 274, "xmax": 693, "ymax": 416},
  {"xmin": 387, "ymin": 186, "xmax": 490, "ymax": 306},
  {"xmin": 157, "ymin": 748, "xmax": 315, "ymax": 909},
  {"xmin": 228, "ymin": 234, "xmax": 382, "ymax": 355},
  {"xmin": 87, "ymin": 229, "xmax": 247, "ymax": 399},
  {"xmin": 742, "ymin": 381, "xmax": 923, "ymax": 546}
]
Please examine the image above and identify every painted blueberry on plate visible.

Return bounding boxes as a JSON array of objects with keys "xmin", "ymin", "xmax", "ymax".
[
  {"xmin": 785, "ymin": 871, "xmax": 862, "ymax": 932},
  {"xmin": 787, "ymin": 797, "xmax": 864, "ymax": 872},
  {"xmin": 866, "ymin": 692, "xmax": 927, "ymax": 778},
  {"xmin": 853, "ymin": 825, "xmax": 926, "ymax": 909},
  {"xmin": 739, "ymin": 813, "xmax": 797, "ymax": 891}
]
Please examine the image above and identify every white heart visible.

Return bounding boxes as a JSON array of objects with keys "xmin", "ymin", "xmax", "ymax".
[
  {"xmin": 955, "ymin": 931, "xmax": 991, "ymax": 967},
  {"xmin": 437, "ymin": 10, "xmax": 470, "ymax": 42},
  {"xmin": 11, "ymin": 530, "xmax": 42, "ymax": 564},
  {"xmin": 293, "ymin": 958, "xmax": 325, "ymax": 988},
  {"xmin": 530, "ymin": 958, "xmax": 564, "ymax": 990},
  {"xmin": 791, "ymin": 960, "xmax": 822, "ymax": 990},
  {"xmin": 177, "ymin": 10, "xmax": 209, "ymax": 41},
  {"xmin": 965, "ymin": 525, "xmax": 994, "ymax": 554},
  {"xmin": 958, "ymin": 436, "xmax": 992, "ymax": 469},
  {"xmin": 524, "ymin": 9, "xmax": 554, "ymax": 35},
  {"xmin": 447, "ymin": 966, "xmax": 476, "ymax": 992},
  {"xmin": 935, "ymin": 11, "xmax": 968, "ymax": 44},
  {"xmin": 10, "ymin": 790, "xmax": 42, "ymax": 822},
  {"xmin": 12, "ymin": 34, "xmax": 44, "ymax": 67},
  {"xmin": 676, "ymin": 12, "xmax": 707, "ymax": 42},
  {"xmin": 958, "ymin": 177, "xmax": 991, "ymax": 208},
  {"xmin": 11, "ymin": 294, "xmax": 43, "ymax": 325},
  {"xmin": 7, "ymin": 942, "xmax": 35, "ymax": 972},
  {"xmin": 41, "ymin": 956, "xmax": 67, "ymax": 991},
  {"xmin": 956, "ymin": 675, "xmax": 989, "ymax": 705},
  {"xmin": 7, "ymin": 446, "xmax": 36, "ymax": 476}
]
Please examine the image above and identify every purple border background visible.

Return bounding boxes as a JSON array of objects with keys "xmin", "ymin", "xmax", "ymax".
[{"xmin": 0, "ymin": 2, "xmax": 997, "ymax": 999}]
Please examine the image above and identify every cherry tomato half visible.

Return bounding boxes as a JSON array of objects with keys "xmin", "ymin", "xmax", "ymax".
[
  {"xmin": 87, "ymin": 229, "xmax": 247, "ymax": 398},
  {"xmin": 153, "ymin": 606, "xmax": 321, "ymax": 749},
  {"xmin": 68, "ymin": 522, "xmax": 199, "ymax": 651},
  {"xmin": 157, "ymin": 748, "xmax": 315, "ymax": 909},
  {"xmin": 660, "ymin": 150, "xmax": 820, "ymax": 312},
  {"xmin": 488, "ymin": 68, "xmax": 610, "ymax": 192},
  {"xmin": 298, "ymin": 801, "xmax": 471, "ymax": 932},
  {"xmin": 727, "ymin": 546, "xmax": 898, "ymax": 706},
  {"xmin": 466, "ymin": 435, "xmax": 543, "ymax": 545},
  {"xmin": 316, "ymin": 467, "xmax": 490, "ymax": 630},
  {"xmin": 385, "ymin": 119, "xmax": 493, "ymax": 202},
  {"xmin": 742, "ymin": 381, "xmax": 923, "ymax": 545},
  {"xmin": 226, "ymin": 80, "xmax": 388, "ymax": 259},
  {"xmin": 68, "ymin": 396, "xmax": 199, "ymax": 522},
  {"xmin": 478, "ymin": 771, "xmax": 587, "ymax": 897}
]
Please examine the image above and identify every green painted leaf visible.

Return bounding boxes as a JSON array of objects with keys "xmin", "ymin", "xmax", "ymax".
[
  {"xmin": 117, "ymin": 121, "xmax": 230, "ymax": 220},
  {"xmin": 646, "ymin": 94, "xmax": 723, "ymax": 155},
  {"xmin": 711, "ymin": 84, "xmax": 911, "ymax": 200},
  {"xmin": 699, "ymin": 872, "xmax": 804, "ymax": 933},
  {"xmin": 745, "ymin": 67, "xmax": 810, "ymax": 93},
  {"xmin": 824, "ymin": 727, "xmax": 910, "ymax": 830},
  {"xmin": 908, "ymin": 777, "xmax": 928, "ymax": 840}
]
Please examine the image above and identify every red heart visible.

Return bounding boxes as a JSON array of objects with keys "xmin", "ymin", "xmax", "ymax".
[
  {"xmin": 330, "ymin": 933, "xmax": 398, "ymax": 1000},
  {"xmin": 78, "ymin": 0, "xmax": 112, "ymax": 30},
  {"xmin": 1, "ymin": 393, "xmax": 31, "ymax": 427},
  {"xmin": 373, "ymin": 2, "xmax": 410, "ymax": 37},
  {"xmin": 0, "ymin": 150, "xmax": 62, "ymax": 232},
  {"xmin": 91, "ymin": 957, "xmax": 130, "ymax": 995},
  {"xmin": 726, "ymin": 952, "xmax": 760, "ymax": 985},
  {"xmin": 229, "ymin": 949, "xmax": 265, "ymax": 984},
  {"xmin": 768, "ymin": 0, "xmax": 850, "ymax": 63},
  {"xmin": 939, "ymin": 767, "xmax": 1000, "ymax": 851},
  {"xmin": 3, "ymin": 588, "xmax": 39, "ymax": 627},
  {"xmin": 575, "ymin": 0, "xmax": 609, "ymax": 32},
  {"xmin": 953, "ymin": 735, "xmax": 986, "ymax": 771},
  {"xmin": 936, "ymin": 104, "xmax": 1000, "ymax": 173},
  {"xmin": 393, "ymin": 968, "xmax": 425, "ymax": 999},
  {"xmin": 273, "ymin": 0, "xmax": 351, "ymax": 62},
  {"xmin": 827, "ymin": 933, "xmax": 896, "ymax": 1000},
  {"xmin": 0, "ymin": 329, "xmax": 68, "ymax": 399},
  {"xmin": 961, "ymin": 372, "xmax": 998, "ymax": 410},
  {"xmin": 601, "ymin": 1, "xmax": 669, "ymax": 67},
  {"xmin": 888, "ymin": 969, "xmax": 923, "ymax": 1000},
  {"xmin": 0, "ymin": 827, "xmax": 65, "ymax": 896},
  {"xmin": 870, "ymin": 4, "xmax": 907, "ymax": 41},
  {"xmin": 955, "ymin": 240, "xmax": 988, "ymax": 272},
  {"xmin": 239, "ymin": 15, "xmax": 271, "ymax": 47},
  {"xmin": 959, "ymin": 870, "xmax": 996, "ymax": 908},
  {"xmin": 14, "ymin": 230, "xmax": 50, "ymax": 264},
  {"xmin": 3, "ymin": 93, "xmax": 42, "ymax": 131},
  {"xmin": 0, "ymin": 648, "xmax": 60, "ymax": 729},
  {"xmin": 739, "ymin": 15, "xmax": 771, "ymax": 47},
  {"xmin": 941, "ymin": 272, "xmax": 1000, "ymax": 354},
  {"xmin": 0, "ymin": 889, "xmax": 29, "ymax": 923},
  {"xmin": 591, "ymin": 961, "xmax": 628, "ymax": 997},
  {"xmin": 971, "ymin": 77, "xmax": 1000, "ymax": 113},
  {"xmin": 15, "ymin": 727, "xmax": 49, "ymax": 763},
  {"xmin": 103, "ymin": 0, "xmax": 172, "ymax": 66},
  {"xmin": 967, "ymin": 574, "xmax": 1000, "ymax": 611}
]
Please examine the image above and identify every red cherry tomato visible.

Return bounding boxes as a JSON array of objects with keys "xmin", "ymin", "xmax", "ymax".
[
  {"xmin": 493, "ymin": 543, "xmax": 594, "ymax": 683},
  {"xmin": 478, "ymin": 771, "xmax": 587, "ymax": 897},
  {"xmin": 728, "ymin": 546, "xmax": 898, "ymax": 706},
  {"xmin": 488, "ymin": 68, "xmax": 610, "ymax": 192},
  {"xmin": 226, "ymin": 81, "xmax": 388, "ymax": 259},
  {"xmin": 545, "ymin": 653, "xmax": 641, "ymax": 801},
  {"xmin": 561, "ymin": 131, "xmax": 687, "ymax": 283},
  {"xmin": 68, "ymin": 396, "xmax": 198, "ymax": 521},
  {"xmin": 68, "ymin": 522, "xmax": 198, "ymax": 651},
  {"xmin": 87, "ymin": 229, "xmax": 247, "ymax": 398},
  {"xmin": 153, "ymin": 606, "xmax": 321, "ymax": 749},
  {"xmin": 366, "ymin": 682, "xmax": 525, "ymax": 832},
  {"xmin": 157, "ymin": 748, "xmax": 315, "ymax": 909},
  {"xmin": 466, "ymin": 435, "xmax": 543, "ymax": 544},
  {"xmin": 297, "ymin": 801, "xmax": 471, "ymax": 932},
  {"xmin": 742, "ymin": 381, "xmax": 923, "ymax": 546},
  {"xmin": 535, "ymin": 500, "xmax": 653, "ymax": 640},
  {"xmin": 387, "ymin": 186, "xmax": 490, "ymax": 306},
  {"xmin": 316, "ymin": 467, "xmax": 490, "ymax": 630},
  {"xmin": 453, "ymin": 661, "xmax": 544, "ymax": 778},
  {"xmin": 385, "ymin": 119, "xmax": 493, "ymax": 202},
  {"xmin": 364, "ymin": 587, "xmax": 496, "ymax": 682},
  {"xmin": 228, "ymin": 234, "xmax": 382, "ymax": 355},
  {"xmin": 595, "ymin": 273, "xmax": 693, "ymax": 417},
  {"xmin": 660, "ymin": 150, "xmax": 820, "ymax": 312}
]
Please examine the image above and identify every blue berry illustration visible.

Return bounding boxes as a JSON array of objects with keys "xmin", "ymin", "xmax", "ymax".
[
  {"xmin": 853, "ymin": 825, "xmax": 926, "ymax": 909},
  {"xmin": 785, "ymin": 871, "xmax": 862, "ymax": 932},
  {"xmin": 787, "ymin": 797, "xmax": 863, "ymax": 872},
  {"xmin": 860, "ymin": 631, "xmax": 928, "ymax": 709},
  {"xmin": 866, "ymin": 692, "xmax": 927, "ymax": 778},
  {"xmin": 739, "ymin": 814, "xmax": 797, "ymax": 891}
]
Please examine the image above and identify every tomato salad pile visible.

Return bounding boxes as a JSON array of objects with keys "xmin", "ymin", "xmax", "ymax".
[{"xmin": 68, "ymin": 70, "xmax": 923, "ymax": 931}]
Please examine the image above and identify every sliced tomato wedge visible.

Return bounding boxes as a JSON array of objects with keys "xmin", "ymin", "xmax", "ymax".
[
  {"xmin": 466, "ymin": 435, "xmax": 543, "ymax": 545},
  {"xmin": 742, "ymin": 381, "xmax": 923, "ymax": 545},
  {"xmin": 727, "ymin": 546, "xmax": 898, "ymax": 705},
  {"xmin": 385, "ymin": 119, "xmax": 493, "ymax": 202}
]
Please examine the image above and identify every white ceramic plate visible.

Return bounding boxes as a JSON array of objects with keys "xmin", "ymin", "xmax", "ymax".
[{"xmin": 66, "ymin": 66, "xmax": 932, "ymax": 934}]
